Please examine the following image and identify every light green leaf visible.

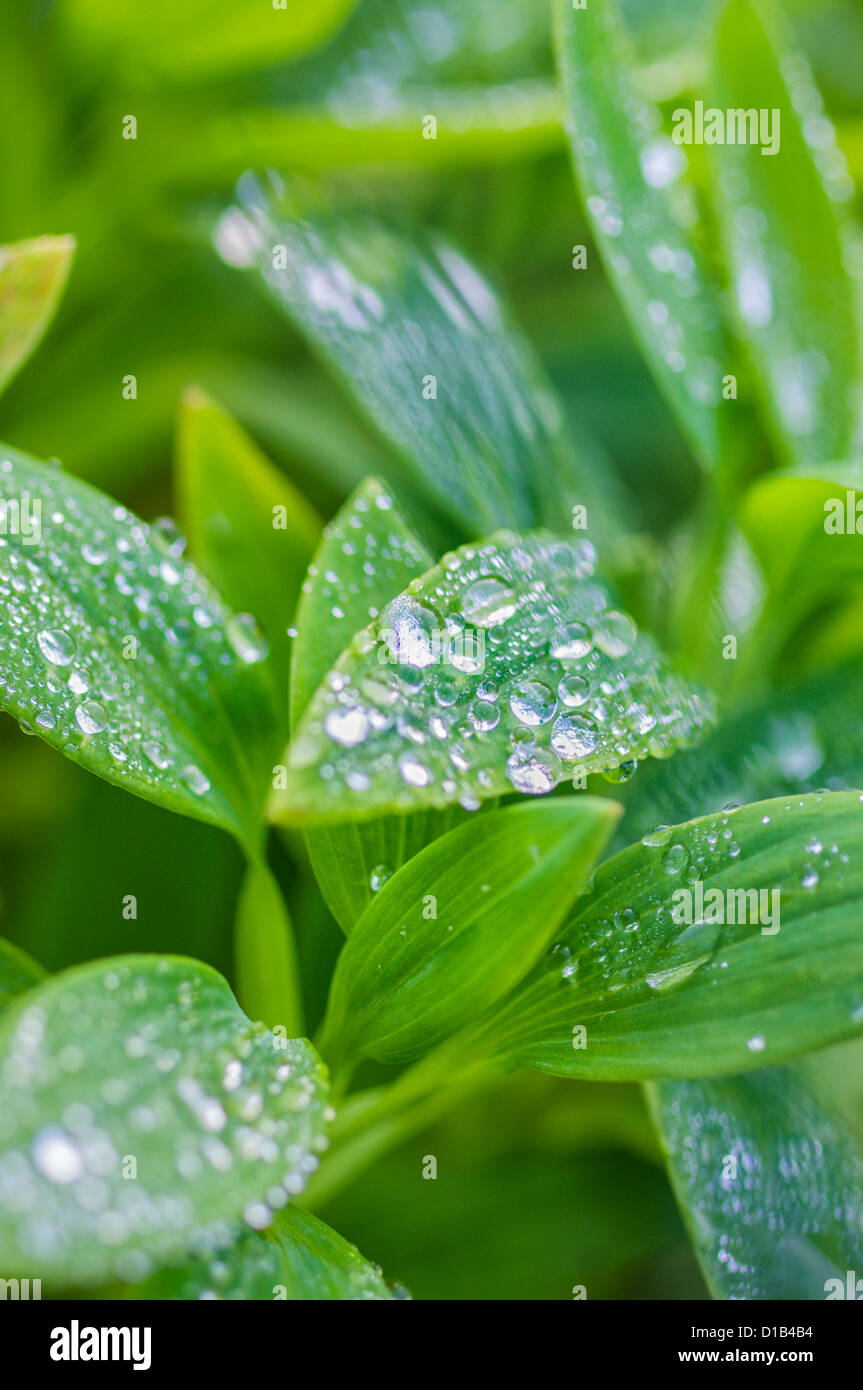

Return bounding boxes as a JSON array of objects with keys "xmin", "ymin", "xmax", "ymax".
[
  {"xmin": 109, "ymin": 1223, "xmax": 284, "ymax": 1301},
  {"xmin": 266, "ymin": 1206, "xmax": 406, "ymax": 1300},
  {"xmin": 0, "ymin": 236, "xmax": 75, "ymax": 397},
  {"xmin": 474, "ymin": 791, "xmax": 863, "ymax": 1081},
  {"xmin": 230, "ymin": 181, "xmax": 610, "ymax": 539},
  {"xmin": 0, "ymin": 936, "xmax": 45, "ymax": 1014},
  {"xmin": 60, "ymin": 0, "xmax": 357, "ymax": 80},
  {"xmin": 271, "ymin": 529, "xmax": 713, "ymax": 826},
  {"xmin": 234, "ymin": 861, "xmax": 303, "ymax": 1038},
  {"xmin": 0, "ymin": 955, "xmax": 330, "ymax": 1286},
  {"xmin": 177, "ymin": 386, "xmax": 321, "ymax": 726},
  {"xmin": 554, "ymin": 0, "xmax": 731, "ymax": 471},
  {"xmin": 0, "ymin": 443, "xmax": 280, "ymax": 847},
  {"xmin": 292, "ymin": 476, "xmax": 470, "ymax": 931},
  {"xmin": 320, "ymin": 797, "xmax": 620, "ymax": 1066},
  {"xmin": 709, "ymin": 0, "xmax": 862, "ymax": 468},
  {"xmin": 649, "ymin": 1059, "xmax": 863, "ymax": 1299}
]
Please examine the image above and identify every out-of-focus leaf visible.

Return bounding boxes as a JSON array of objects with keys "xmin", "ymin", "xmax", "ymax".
[
  {"xmin": 177, "ymin": 387, "xmax": 321, "ymax": 724},
  {"xmin": 60, "ymin": 0, "xmax": 357, "ymax": 81},
  {"xmin": 0, "ymin": 236, "xmax": 74, "ymax": 397},
  {"xmin": 292, "ymin": 477, "xmax": 470, "ymax": 931},
  {"xmin": 0, "ymin": 955, "xmax": 330, "ymax": 1287},
  {"xmin": 321, "ymin": 798, "xmax": 620, "ymax": 1065},
  {"xmin": 110, "ymin": 1223, "xmax": 284, "ymax": 1301},
  {"xmin": 266, "ymin": 1205, "xmax": 405, "ymax": 1300},
  {"xmin": 555, "ymin": 0, "xmax": 732, "ymax": 471},
  {"xmin": 472, "ymin": 791, "xmax": 863, "ymax": 1080},
  {"xmin": 234, "ymin": 860, "xmax": 303, "ymax": 1038},
  {"xmin": 228, "ymin": 183, "xmax": 613, "ymax": 539},
  {"xmin": 0, "ymin": 936, "xmax": 45, "ymax": 1013},
  {"xmin": 709, "ymin": 0, "xmax": 862, "ymax": 468},
  {"xmin": 0, "ymin": 444, "xmax": 279, "ymax": 847},
  {"xmin": 649, "ymin": 1061, "xmax": 863, "ymax": 1299},
  {"xmin": 271, "ymin": 529, "xmax": 713, "ymax": 826}
]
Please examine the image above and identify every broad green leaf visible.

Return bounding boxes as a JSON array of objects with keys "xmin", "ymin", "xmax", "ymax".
[
  {"xmin": 0, "ymin": 236, "xmax": 75, "ymax": 397},
  {"xmin": 0, "ymin": 955, "xmax": 330, "ymax": 1287},
  {"xmin": 471, "ymin": 791, "xmax": 863, "ymax": 1081},
  {"xmin": 554, "ymin": 0, "xmax": 731, "ymax": 471},
  {"xmin": 109, "ymin": 1223, "xmax": 284, "ymax": 1301},
  {"xmin": 177, "ymin": 387, "xmax": 321, "ymax": 725},
  {"xmin": 234, "ymin": 861, "xmax": 303, "ymax": 1038},
  {"xmin": 0, "ymin": 443, "xmax": 280, "ymax": 847},
  {"xmin": 649, "ymin": 1061, "xmax": 863, "ymax": 1299},
  {"xmin": 320, "ymin": 797, "xmax": 620, "ymax": 1065},
  {"xmin": 266, "ymin": 1206, "xmax": 406, "ymax": 1300},
  {"xmin": 271, "ymin": 529, "xmax": 714, "ymax": 826},
  {"xmin": 61, "ymin": 0, "xmax": 357, "ymax": 80},
  {"xmin": 709, "ymin": 0, "xmax": 862, "ymax": 469},
  {"xmin": 228, "ymin": 180, "xmax": 613, "ymax": 540},
  {"xmin": 292, "ymin": 476, "xmax": 469, "ymax": 931},
  {"xmin": 0, "ymin": 936, "xmax": 45, "ymax": 1013}
]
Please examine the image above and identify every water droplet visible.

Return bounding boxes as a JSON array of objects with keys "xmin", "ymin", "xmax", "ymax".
[
  {"xmin": 324, "ymin": 706, "xmax": 370, "ymax": 748},
  {"xmin": 593, "ymin": 610, "xmax": 637, "ymax": 658},
  {"xmin": 461, "ymin": 577, "xmax": 517, "ymax": 628},
  {"xmin": 510, "ymin": 679, "xmax": 557, "ymax": 726},
  {"xmin": 37, "ymin": 628, "xmax": 76, "ymax": 667},
  {"xmin": 75, "ymin": 700, "xmax": 108, "ymax": 735},
  {"xmin": 662, "ymin": 844, "xmax": 690, "ymax": 875},
  {"xmin": 227, "ymin": 613, "xmax": 268, "ymax": 664},
  {"xmin": 550, "ymin": 714, "xmax": 598, "ymax": 761},
  {"xmin": 549, "ymin": 621, "xmax": 593, "ymax": 660}
]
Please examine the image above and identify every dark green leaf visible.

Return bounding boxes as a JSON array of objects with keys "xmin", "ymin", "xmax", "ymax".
[
  {"xmin": 0, "ymin": 955, "xmax": 330, "ymax": 1286},
  {"xmin": 321, "ymin": 797, "xmax": 620, "ymax": 1065},
  {"xmin": 271, "ymin": 529, "xmax": 713, "ymax": 826},
  {"xmin": 234, "ymin": 861, "xmax": 304, "ymax": 1037},
  {"xmin": 0, "ymin": 936, "xmax": 45, "ymax": 1014}
]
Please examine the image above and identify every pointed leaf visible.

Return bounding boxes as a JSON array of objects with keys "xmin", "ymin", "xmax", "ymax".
[
  {"xmin": 0, "ymin": 236, "xmax": 75, "ymax": 397},
  {"xmin": 230, "ymin": 182, "xmax": 614, "ymax": 540},
  {"xmin": 555, "ymin": 0, "xmax": 731, "ymax": 470},
  {"xmin": 650, "ymin": 1060, "xmax": 863, "ymax": 1299},
  {"xmin": 0, "ymin": 936, "xmax": 45, "ymax": 1014},
  {"xmin": 474, "ymin": 791, "xmax": 863, "ymax": 1080},
  {"xmin": 266, "ymin": 1206, "xmax": 406, "ymax": 1300},
  {"xmin": 0, "ymin": 955, "xmax": 330, "ymax": 1287},
  {"xmin": 321, "ymin": 797, "xmax": 620, "ymax": 1065},
  {"xmin": 271, "ymin": 529, "xmax": 713, "ymax": 826},
  {"xmin": 709, "ymin": 0, "xmax": 862, "ymax": 468},
  {"xmin": 292, "ymin": 476, "xmax": 469, "ymax": 930},
  {"xmin": 177, "ymin": 387, "xmax": 321, "ymax": 726},
  {"xmin": 0, "ymin": 443, "xmax": 280, "ymax": 846},
  {"xmin": 234, "ymin": 861, "xmax": 303, "ymax": 1037}
]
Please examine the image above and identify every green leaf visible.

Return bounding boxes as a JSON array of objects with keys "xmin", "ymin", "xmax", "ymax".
[
  {"xmin": 266, "ymin": 1206, "xmax": 406, "ymax": 1300},
  {"xmin": 649, "ymin": 1060, "xmax": 863, "ymax": 1299},
  {"xmin": 320, "ymin": 797, "xmax": 620, "ymax": 1066},
  {"xmin": 0, "ymin": 236, "xmax": 75, "ymax": 397},
  {"xmin": 109, "ymin": 1223, "xmax": 284, "ymax": 1301},
  {"xmin": 0, "ymin": 443, "xmax": 280, "ymax": 847},
  {"xmin": 230, "ymin": 182, "xmax": 610, "ymax": 539},
  {"xmin": 0, "ymin": 954, "xmax": 330, "ymax": 1287},
  {"xmin": 292, "ymin": 475, "xmax": 470, "ymax": 931},
  {"xmin": 271, "ymin": 528, "xmax": 714, "ymax": 826},
  {"xmin": 234, "ymin": 861, "xmax": 303, "ymax": 1038},
  {"xmin": 473, "ymin": 791, "xmax": 863, "ymax": 1081},
  {"xmin": 709, "ymin": 0, "xmax": 862, "ymax": 468},
  {"xmin": 0, "ymin": 936, "xmax": 45, "ymax": 1014},
  {"xmin": 60, "ymin": 0, "xmax": 357, "ymax": 80},
  {"xmin": 554, "ymin": 0, "xmax": 731, "ymax": 471},
  {"xmin": 177, "ymin": 387, "xmax": 321, "ymax": 727}
]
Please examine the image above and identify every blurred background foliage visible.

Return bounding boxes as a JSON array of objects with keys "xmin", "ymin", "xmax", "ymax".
[{"xmin": 2, "ymin": 0, "xmax": 863, "ymax": 1298}]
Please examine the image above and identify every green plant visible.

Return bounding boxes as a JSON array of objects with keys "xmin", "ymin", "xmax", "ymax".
[{"xmin": 2, "ymin": 0, "xmax": 863, "ymax": 1302}]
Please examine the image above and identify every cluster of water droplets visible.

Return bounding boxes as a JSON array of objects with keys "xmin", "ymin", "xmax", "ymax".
[
  {"xmin": 0, "ymin": 959, "xmax": 331, "ymax": 1286},
  {"xmin": 289, "ymin": 530, "xmax": 713, "ymax": 814},
  {"xmin": 0, "ymin": 454, "xmax": 270, "ymax": 814}
]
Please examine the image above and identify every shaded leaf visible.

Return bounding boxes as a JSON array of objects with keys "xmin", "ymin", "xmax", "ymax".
[
  {"xmin": 709, "ymin": 0, "xmax": 862, "ymax": 468},
  {"xmin": 0, "ymin": 236, "xmax": 74, "ymax": 397},
  {"xmin": 649, "ymin": 1059, "xmax": 863, "ymax": 1299},
  {"xmin": 0, "ymin": 936, "xmax": 45, "ymax": 1014},
  {"xmin": 0, "ymin": 955, "xmax": 330, "ymax": 1286},
  {"xmin": 0, "ymin": 443, "xmax": 280, "ymax": 847},
  {"xmin": 229, "ymin": 180, "xmax": 612, "ymax": 539},
  {"xmin": 234, "ymin": 861, "xmax": 303, "ymax": 1038},
  {"xmin": 473, "ymin": 791, "xmax": 863, "ymax": 1080},
  {"xmin": 271, "ymin": 528, "xmax": 713, "ymax": 826},
  {"xmin": 177, "ymin": 386, "xmax": 321, "ymax": 726},
  {"xmin": 555, "ymin": 0, "xmax": 731, "ymax": 470},
  {"xmin": 321, "ymin": 797, "xmax": 620, "ymax": 1065},
  {"xmin": 292, "ymin": 476, "xmax": 469, "ymax": 930}
]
